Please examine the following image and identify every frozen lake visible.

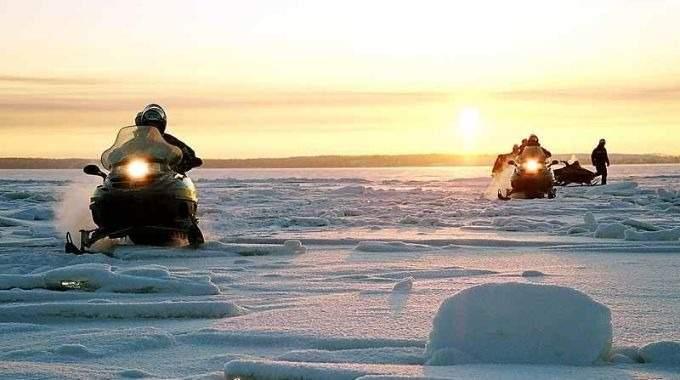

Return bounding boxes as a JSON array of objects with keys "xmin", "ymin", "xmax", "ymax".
[{"xmin": 0, "ymin": 165, "xmax": 679, "ymax": 379}]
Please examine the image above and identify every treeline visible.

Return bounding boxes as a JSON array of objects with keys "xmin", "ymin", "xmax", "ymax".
[{"xmin": 0, "ymin": 153, "xmax": 678, "ymax": 169}]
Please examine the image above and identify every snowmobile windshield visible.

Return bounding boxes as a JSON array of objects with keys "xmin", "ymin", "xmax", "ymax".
[
  {"xmin": 518, "ymin": 146, "xmax": 548, "ymax": 162},
  {"xmin": 100, "ymin": 125, "xmax": 182, "ymax": 170}
]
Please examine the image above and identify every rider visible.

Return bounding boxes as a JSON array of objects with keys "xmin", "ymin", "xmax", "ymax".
[
  {"xmin": 519, "ymin": 134, "xmax": 552, "ymax": 160},
  {"xmin": 135, "ymin": 104, "xmax": 203, "ymax": 173},
  {"xmin": 492, "ymin": 144, "xmax": 521, "ymax": 176}
]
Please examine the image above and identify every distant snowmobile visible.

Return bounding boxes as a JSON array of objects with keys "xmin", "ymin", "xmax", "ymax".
[
  {"xmin": 553, "ymin": 161, "xmax": 598, "ymax": 186},
  {"xmin": 65, "ymin": 125, "xmax": 204, "ymax": 253},
  {"xmin": 498, "ymin": 157, "xmax": 559, "ymax": 200}
]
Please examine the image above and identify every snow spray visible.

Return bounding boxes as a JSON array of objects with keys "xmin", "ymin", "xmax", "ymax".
[
  {"xmin": 54, "ymin": 179, "xmax": 116, "ymax": 251},
  {"xmin": 484, "ymin": 165, "xmax": 514, "ymax": 200}
]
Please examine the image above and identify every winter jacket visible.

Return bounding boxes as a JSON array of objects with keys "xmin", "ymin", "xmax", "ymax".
[
  {"xmin": 591, "ymin": 144, "xmax": 609, "ymax": 167},
  {"xmin": 163, "ymin": 133, "xmax": 203, "ymax": 173}
]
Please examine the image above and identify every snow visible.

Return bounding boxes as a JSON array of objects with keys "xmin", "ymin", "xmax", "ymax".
[
  {"xmin": 1, "ymin": 166, "xmax": 680, "ymax": 379},
  {"xmin": 638, "ymin": 341, "xmax": 680, "ymax": 365},
  {"xmin": 356, "ymin": 241, "xmax": 434, "ymax": 252},
  {"xmin": 625, "ymin": 227, "xmax": 680, "ymax": 241},
  {"xmin": 392, "ymin": 277, "xmax": 414, "ymax": 293},
  {"xmin": 0, "ymin": 300, "xmax": 245, "ymax": 320},
  {"xmin": 224, "ymin": 359, "xmax": 375, "ymax": 380},
  {"xmin": 593, "ymin": 223, "xmax": 629, "ymax": 239},
  {"xmin": 276, "ymin": 347, "xmax": 424, "ymax": 365},
  {"xmin": 0, "ymin": 263, "xmax": 219, "ymax": 295},
  {"xmin": 425, "ymin": 283, "xmax": 613, "ymax": 365}
]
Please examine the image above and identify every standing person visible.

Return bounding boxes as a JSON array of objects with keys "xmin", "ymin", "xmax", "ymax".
[{"xmin": 591, "ymin": 138, "xmax": 610, "ymax": 185}]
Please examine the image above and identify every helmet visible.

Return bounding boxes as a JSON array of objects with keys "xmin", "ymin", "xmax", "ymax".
[
  {"xmin": 135, "ymin": 104, "xmax": 167, "ymax": 133},
  {"xmin": 599, "ymin": 138, "xmax": 606, "ymax": 145},
  {"xmin": 512, "ymin": 144, "xmax": 519, "ymax": 150},
  {"xmin": 528, "ymin": 134, "xmax": 539, "ymax": 143}
]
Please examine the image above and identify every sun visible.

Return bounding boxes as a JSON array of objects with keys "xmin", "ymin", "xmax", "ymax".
[
  {"xmin": 457, "ymin": 107, "xmax": 480, "ymax": 137},
  {"xmin": 455, "ymin": 107, "xmax": 481, "ymax": 152}
]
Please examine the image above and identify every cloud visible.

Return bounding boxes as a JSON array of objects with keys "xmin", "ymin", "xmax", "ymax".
[
  {"xmin": 0, "ymin": 91, "xmax": 452, "ymax": 112},
  {"xmin": 496, "ymin": 85, "xmax": 680, "ymax": 102},
  {"xmin": 0, "ymin": 75, "xmax": 102, "ymax": 85}
]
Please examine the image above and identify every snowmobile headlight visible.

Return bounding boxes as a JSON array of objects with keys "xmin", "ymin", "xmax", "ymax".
[
  {"xmin": 524, "ymin": 159, "xmax": 540, "ymax": 173},
  {"xmin": 126, "ymin": 159, "xmax": 150, "ymax": 179}
]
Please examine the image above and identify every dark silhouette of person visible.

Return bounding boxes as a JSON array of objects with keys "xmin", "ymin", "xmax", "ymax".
[
  {"xmin": 135, "ymin": 104, "xmax": 203, "ymax": 174},
  {"xmin": 519, "ymin": 134, "xmax": 552, "ymax": 159},
  {"xmin": 591, "ymin": 138, "xmax": 610, "ymax": 184}
]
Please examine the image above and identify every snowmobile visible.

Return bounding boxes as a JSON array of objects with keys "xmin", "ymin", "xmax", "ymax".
[
  {"xmin": 65, "ymin": 125, "xmax": 204, "ymax": 253},
  {"xmin": 498, "ymin": 157, "xmax": 559, "ymax": 200},
  {"xmin": 553, "ymin": 161, "xmax": 598, "ymax": 186}
]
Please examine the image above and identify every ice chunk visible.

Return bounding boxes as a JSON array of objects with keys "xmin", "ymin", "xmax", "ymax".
[
  {"xmin": 609, "ymin": 345, "xmax": 642, "ymax": 363},
  {"xmin": 0, "ymin": 263, "xmax": 219, "ymax": 295},
  {"xmin": 593, "ymin": 223, "xmax": 628, "ymax": 239},
  {"xmin": 425, "ymin": 282, "xmax": 612, "ymax": 365},
  {"xmin": 392, "ymin": 277, "xmax": 414, "ymax": 293},
  {"xmin": 583, "ymin": 212, "xmax": 597, "ymax": 230},
  {"xmin": 52, "ymin": 344, "xmax": 98, "ymax": 358},
  {"xmin": 657, "ymin": 188, "xmax": 678, "ymax": 202},
  {"xmin": 218, "ymin": 240, "xmax": 307, "ymax": 256},
  {"xmin": 609, "ymin": 353, "xmax": 635, "ymax": 364},
  {"xmin": 521, "ymin": 270, "xmax": 544, "ymax": 277},
  {"xmin": 625, "ymin": 227, "xmax": 680, "ymax": 241},
  {"xmin": 355, "ymin": 241, "xmax": 434, "ymax": 252},
  {"xmin": 639, "ymin": 341, "xmax": 680, "ymax": 365},
  {"xmin": 281, "ymin": 216, "xmax": 330, "ymax": 227}
]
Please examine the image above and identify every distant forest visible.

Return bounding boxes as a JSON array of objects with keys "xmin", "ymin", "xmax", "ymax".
[{"xmin": 0, "ymin": 153, "xmax": 678, "ymax": 169}]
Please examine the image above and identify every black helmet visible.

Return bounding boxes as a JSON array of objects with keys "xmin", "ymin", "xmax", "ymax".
[{"xmin": 135, "ymin": 104, "xmax": 167, "ymax": 133}]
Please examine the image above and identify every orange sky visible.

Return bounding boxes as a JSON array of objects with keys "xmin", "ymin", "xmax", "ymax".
[{"xmin": 1, "ymin": 0, "xmax": 680, "ymax": 158}]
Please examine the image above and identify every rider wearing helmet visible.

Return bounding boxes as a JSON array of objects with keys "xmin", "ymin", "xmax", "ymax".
[
  {"xmin": 135, "ymin": 104, "xmax": 203, "ymax": 174},
  {"xmin": 519, "ymin": 134, "xmax": 552, "ymax": 160}
]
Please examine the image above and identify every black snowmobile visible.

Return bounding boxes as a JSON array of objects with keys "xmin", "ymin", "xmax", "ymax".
[
  {"xmin": 553, "ymin": 161, "xmax": 598, "ymax": 186},
  {"xmin": 65, "ymin": 125, "xmax": 204, "ymax": 253},
  {"xmin": 498, "ymin": 156, "xmax": 559, "ymax": 200}
]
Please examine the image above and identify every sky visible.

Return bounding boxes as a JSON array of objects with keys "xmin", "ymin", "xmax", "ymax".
[{"xmin": 1, "ymin": 0, "xmax": 680, "ymax": 158}]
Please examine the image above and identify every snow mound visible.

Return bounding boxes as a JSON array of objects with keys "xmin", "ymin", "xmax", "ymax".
[
  {"xmin": 355, "ymin": 241, "xmax": 434, "ymax": 252},
  {"xmin": 425, "ymin": 282, "xmax": 612, "ymax": 365},
  {"xmin": 0, "ymin": 300, "xmax": 245, "ymax": 320},
  {"xmin": 608, "ymin": 345, "xmax": 642, "ymax": 363},
  {"xmin": 593, "ymin": 223, "xmax": 629, "ymax": 239},
  {"xmin": 625, "ymin": 227, "xmax": 680, "ymax": 241},
  {"xmin": 392, "ymin": 277, "xmax": 414, "ymax": 293},
  {"xmin": 639, "ymin": 341, "xmax": 680, "ymax": 365},
  {"xmin": 52, "ymin": 344, "xmax": 98, "ymax": 357},
  {"xmin": 0, "ymin": 263, "xmax": 219, "ymax": 295}
]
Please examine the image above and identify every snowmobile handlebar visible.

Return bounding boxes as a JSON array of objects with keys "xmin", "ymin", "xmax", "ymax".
[{"xmin": 83, "ymin": 164, "xmax": 107, "ymax": 180}]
